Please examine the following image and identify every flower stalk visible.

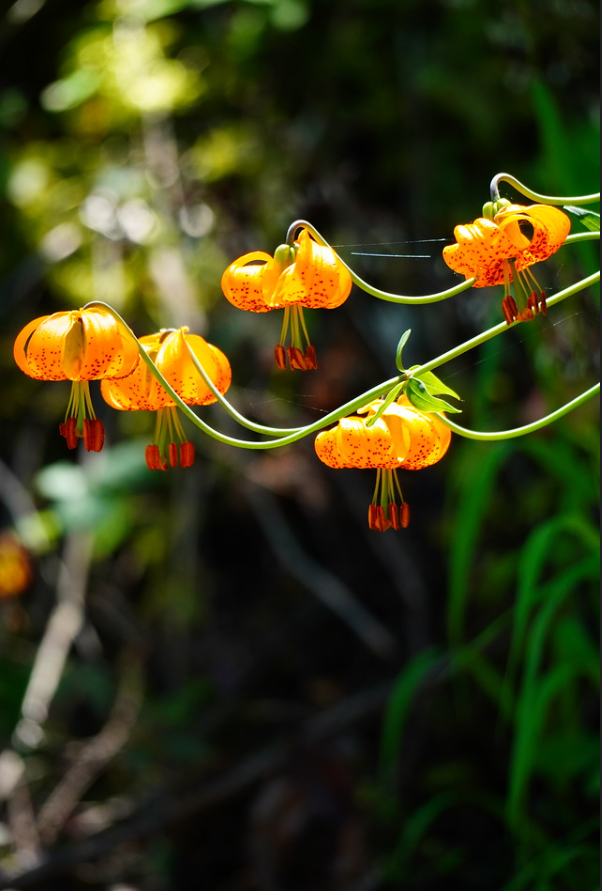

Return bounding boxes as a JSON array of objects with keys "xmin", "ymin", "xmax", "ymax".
[{"xmin": 85, "ymin": 259, "xmax": 599, "ymax": 452}]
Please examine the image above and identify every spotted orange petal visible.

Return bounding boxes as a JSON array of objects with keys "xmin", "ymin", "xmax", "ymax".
[
  {"xmin": 221, "ymin": 251, "xmax": 283, "ymax": 312},
  {"xmin": 160, "ymin": 330, "xmax": 231, "ymax": 406},
  {"xmin": 495, "ymin": 204, "xmax": 571, "ymax": 270},
  {"xmin": 100, "ymin": 335, "xmax": 173, "ymax": 411},
  {"xmin": 281, "ymin": 229, "xmax": 352, "ymax": 309},
  {"xmin": 442, "ymin": 219, "xmax": 519, "ymax": 287},
  {"xmin": 315, "ymin": 416, "xmax": 399, "ymax": 469},
  {"xmin": 382, "ymin": 402, "xmax": 451, "ymax": 470}
]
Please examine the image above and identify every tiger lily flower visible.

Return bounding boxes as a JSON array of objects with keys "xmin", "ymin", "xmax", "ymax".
[
  {"xmin": 314, "ymin": 395, "xmax": 451, "ymax": 531},
  {"xmin": 13, "ymin": 307, "xmax": 139, "ymax": 451},
  {"xmin": 100, "ymin": 327, "xmax": 231, "ymax": 471},
  {"xmin": 442, "ymin": 203, "xmax": 571, "ymax": 324},
  {"xmin": 221, "ymin": 228, "xmax": 352, "ymax": 370}
]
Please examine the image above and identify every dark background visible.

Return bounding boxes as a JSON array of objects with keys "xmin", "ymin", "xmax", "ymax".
[{"xmin": 0, "ymin": 0, "xmax": 599, "ymax": 889}]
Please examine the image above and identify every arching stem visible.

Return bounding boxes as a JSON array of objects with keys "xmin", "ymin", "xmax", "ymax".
[
  {"xmin": 285, "ymin": 219, "xmax": 477, "ymax": 303},
  {"xmin": 490, "ymin": 172, "xmax": 600, "ymax": 206}
]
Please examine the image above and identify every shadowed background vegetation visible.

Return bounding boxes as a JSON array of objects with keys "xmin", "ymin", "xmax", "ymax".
[{"xmin": 0, "ymin": 0, "xmax": 599, "ymax": 889}]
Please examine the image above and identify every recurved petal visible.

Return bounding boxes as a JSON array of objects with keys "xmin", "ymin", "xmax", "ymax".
[
  {"xmin": 497, "ymin": 204, "xmax": 571, "ymax": 269},
  {"xmin": 100, "ymin": 336, "xmax": 173, "ymax": 410},
  {"xmin": 292, "ymin": 230, "xmax": 352, "ymax": 309},
  {"xmin": 13, "ymin": 315, "xmax": 59, "ymax": 379},
  {"xmin": 103, "ymin": 314, "xmax": 141, "ymax": 378},
  {"xmin": 18, "ymin": 312, "xmax": 76, "ymax": 381},
  {"xmin": 442, "ymin": 218, "xmax": 519, "ymax": 287},
  {"xmin": 270, "ymin": 264, "xmax": 308, "ymax": 307},
  {"xmin": 385, "ymin": 404, "xmax": 451, "ymax": 470},
  {"xmin": 338, "ymin": 417, "xmax": 398, "ymax": 468},
  {"xmin": 221, "ymin": 251, "xmax": 279, "ymax": 312},
  {"xmin": 314, "ymin": 427, "xmax": 340, "ymax": 467},
  {"xmin": 525, "ymin": 204, "xmax": 571, "ymax": 251},
  {"xmin": 69, "ymin": 308, "xmax": 137, "ymax": 381},
  {"xmin": 159, "ymin": 330, "xmax": 231, "ymax": 406},
  {"xmin": 206, "ymin": 344, "xmax": 233, "ymax": 399}
]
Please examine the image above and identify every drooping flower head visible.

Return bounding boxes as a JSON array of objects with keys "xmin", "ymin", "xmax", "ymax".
[
  {"xmin": 13, "ymin": 307, "xmax": 139, "ymax": 451},
  {"xmin": 315, "ymin": 395, "xmax": 451, "ymax": 531},
  {"xmin": 101, "ymin": 327, "xmax": 231, "ymax": 471},
  {"xmin": 442, "ymin": 202, "xmax": 571, "ymax": 324},
  {"xmin": 221, "ymin": 228, "xmax": 352, "ymax": 370}
]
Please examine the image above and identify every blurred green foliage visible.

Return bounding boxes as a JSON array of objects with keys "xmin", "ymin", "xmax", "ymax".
[{"xmin": 0, "ymin": 0, "xmax": 599, "ymax": 889}]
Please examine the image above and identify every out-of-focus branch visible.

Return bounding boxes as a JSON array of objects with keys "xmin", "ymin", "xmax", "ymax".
[
  {"xmin": 244, "ymin": 481, "xmax": 399, "ymax": 660},
  {"xmin": 0, "ymin": 530, "xmax": 94, "ymax": 808},
  {"xmin": 0, "ymin": 679, "xmax": 395, "ymax": 891},
  {"xmin": 36, "ymin": 653, "xmax": 143, "ymax": 847}
]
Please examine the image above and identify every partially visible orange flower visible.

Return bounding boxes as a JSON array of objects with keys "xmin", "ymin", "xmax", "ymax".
[
  {"xmin": 101, "ymin": 327, "xmax": 231, "ymax": 471},
  {"xmin": 221, "ymin": 228, "xmax": 352, "ymax": 370},
  {"xmin": 315, "ymin": 395, "xmax": 451, "ymax": 531},
  {"xmin": 14, "ymin": 307, "xmax": 139, "ymax": 451},
  {"xmin": 0, "ymin": 533, "xmax": 33, "ymax": 599},
  {"xmin": 443, "ymin": 203, "xmax": 571, "ymax": 324}
]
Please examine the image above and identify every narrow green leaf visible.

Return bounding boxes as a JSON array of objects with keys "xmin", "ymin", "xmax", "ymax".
[
  {"xmin": 395, "ymin": 328, "xmax": 412, "ymax": 371},
  {"xmin": 508, "ymin": 555, "xmax": 599, "ymax": 824},
  {"xmin": 365, "ymin": 381, "xmax": 406, "ymax": 427},
  {"xmin": 447, "ymin": 442, "xmax": 510, "ymax": 647},
  {"xmin": 379, "ymin": 647, "xmax": 440, "ymax": 786},
  {"xmin": 505, "ymin": 515, "xmax": 599, "ymax": 702}
]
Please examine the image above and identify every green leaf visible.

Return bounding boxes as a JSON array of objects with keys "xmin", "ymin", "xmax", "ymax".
[
  {"xmin": 564, "ymin": 205, "xmax": 600, "ymax": 233},
  {"xmin": 406, "ymin": 378, "xmax": 462, "ymax": 413},
  {"xmin": 379, "ymin": 647, "xmax": 440, "ymax": 789},
  {"xmin": 395, "ymin": 328, "xmax": 412, "ymax": 371},
  {"xmin": 447, "ymin": 442, "xmax": 511, "ymax": 647},
  {"xmin": 408, "ymin": 367, "xmax": 462, "ymax": 401}
]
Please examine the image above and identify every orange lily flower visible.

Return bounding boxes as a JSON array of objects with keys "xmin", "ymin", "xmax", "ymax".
[
  {"xmin": 315, "ymin": 395, "xmax": 451, "ymax": 531},
  {"xmin": 442, "ymin": 203, "xmax": 570, "ymax": 324},
  {"xmin": 0, "ymin": 532, "xmax": 33, "ymax": 599},
  {"xmin": 13, "ymin": 307, "xmax": 139, "ymax": 451},
  {"xmin": 101, "ymin": 327, "xmax": 231, "ymax": 471},
  {"xmin": 221, "ymin": 228, "xmax": 352, "ymax": 370}
]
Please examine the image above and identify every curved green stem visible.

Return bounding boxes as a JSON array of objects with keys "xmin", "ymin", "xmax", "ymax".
[
  {"xmin": 137, "ymin": 346, "xmax": 401, "ymax": 450},
  {"xmin": 437, "ymin": 383, "xmax": 599, "ymax": 441},
  {"xmin": 285, "ymin": 219, "xmax": 477, "ymax": 303},
  {"xmin": 185, "ymin": 341, "xmax": 305, "ymax": 436},
  {"xmin": 564, "ymin": 231, "xmax": 600, "ymax": 245},
  {"xmin": 85, "ymin": 299, "xmax": 402, "ymax": 449},
  {"xmin": 490, "ymin": 172, "xmax": 600, "ymax": 206},
  {"xmin": 86, "ymin": 268, "xmax": 598, "ymax": 452},
  {"xmin": 410, "ymin": 271, "xmax": 600, "ymax": 379}
]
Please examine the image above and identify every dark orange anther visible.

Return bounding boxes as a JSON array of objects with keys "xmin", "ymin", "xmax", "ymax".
[
  {"xmin": 168, "ymin": 442, "xmax": 178, "ymax": 468},
  {"xmin": 400, "ymin": 502, "xmax": 411, "ymax": 528},
  {"xmin": 180, "ymin": 441, "xmax": 195, "ymax": 467},
  {"xmin": 501, "ymin": 298, "xmax": 513, "ymax": 326},
  {"xmin": 539, "ymin": 291, "xmax": 547, "ymax": 315},
  {"xmin": 145, "ymin": 444, "xmax": 166, "ymax": 471},
  {"xmin": 288, "ymin": 346, "xmax": 308, "ymax": 371},
  {"xmin": 506, "ymin": 294, "xmax": 518, "ymax": 318},
  {"xmin": 59, "ymin": 417, "xmax": 78, "ymax": 449},
  {"xmin": 388, "ymin": 503, "xmax": 400, "ymax": 530},
  {"xmin": 83, "ymin": 418, "xmax": 105, "ymax": 452},
  {"xmin": 527, "ymin": 290, "xmax": 539, "ymax": 314},
  {"xmin": 304, "ymin": 345, "xmax": 318, "ymax": 370},
  {"xmin": 368, "ymin": 504, "xmax": 390, "ymax": 532},
  {"xmin": 274, "ymin": 344, "xmax": 287, "ymax": 370}
]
